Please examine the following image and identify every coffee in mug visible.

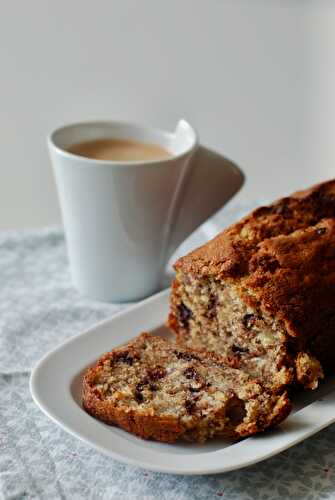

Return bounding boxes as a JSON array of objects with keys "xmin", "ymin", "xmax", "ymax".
[{"xmin": 67, "ymin": 138, "xmax": 172, "ymax": 162}]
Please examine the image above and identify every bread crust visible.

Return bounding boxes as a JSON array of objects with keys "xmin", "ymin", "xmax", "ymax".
[
  {"xmin": 82, "ymin": 334, "xmax": 291, "ymax": 443},
  {"xmin": 175, "ymin": 179, "xmax": 335, "ymax": 280}
]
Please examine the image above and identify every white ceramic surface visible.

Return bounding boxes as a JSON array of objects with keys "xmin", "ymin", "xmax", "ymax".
[
  {"xmin": 30, "ymin": 289, "xmax": 335, "ymax": 476},
  {"xmin": 48, "ymin": 120, "xmax": 244, "ymax": 302}
]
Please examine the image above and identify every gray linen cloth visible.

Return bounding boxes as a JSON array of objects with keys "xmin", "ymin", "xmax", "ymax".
[{"xmin": 1, "ymin": 202, "xmax": 335, "ymax": 500}]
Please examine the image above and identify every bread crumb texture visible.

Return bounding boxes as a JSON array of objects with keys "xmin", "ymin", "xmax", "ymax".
[{"xmin": 83, "ymin": 334, "xmax": 291, "ymax": 443}]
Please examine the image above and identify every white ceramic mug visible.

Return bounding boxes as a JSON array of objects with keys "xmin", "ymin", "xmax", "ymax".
[{"xmin": 48, "ymin": 120, "xmax": 244, "ymax": 302}]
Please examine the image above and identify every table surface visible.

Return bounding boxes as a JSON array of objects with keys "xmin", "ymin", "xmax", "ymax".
[{"xmin": 1, "ymin": 203, "xmax": 335, "ymax": 500}]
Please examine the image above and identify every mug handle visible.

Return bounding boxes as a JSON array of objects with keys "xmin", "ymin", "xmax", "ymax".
[{"xmin": 166, "ymin": 145, "xmax": 245, "ymax": 258}]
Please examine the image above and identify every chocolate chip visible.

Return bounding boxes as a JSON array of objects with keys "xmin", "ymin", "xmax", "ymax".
[
  {"xmin": 185, "ymin": 398, "xmax": 197, "ymax": 414},
  {"xmin": 134, "ymin": 384, "xmax": 144, "ymax": 403},
  {"xmin": 137, "ymin": 374, "xmax": 160, "ymax": 394},
  {"xmin": 316, "ymin": 227, "xmax": 326, "ymax": 235},
  {"xmin": 232, "ymin": 344, "xmax": 249, "ymax": 354},
  {"xmin": 178, "ymin": 303, "xmax": 192, "ymax": 327},
  {"xmin": 183, "ymin": 367, "xmax": 198, "ymax": 380},
  {"xmin": 136, "ymin": 370, "xmax": 164, "ymax": 395},
  {"xmin": 115, "ymin": 351, "xmax": 134, "ymax": 365},
  {"xmin": 226, "ymin": 397, "xmax": 246, "ymax": 425},
  {"xmin": 174, "ymin": 350, "xmax": 200, "ymax": 362},
  {"xmin": 242, "ymin": 314, "xmax": 256, "ymax": 330},
  {"xmin": 147, "ymin": 366, "xmax": 166, "ymax": 381}
]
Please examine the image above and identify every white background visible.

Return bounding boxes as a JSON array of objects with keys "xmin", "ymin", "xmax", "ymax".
[{"xmin": 1, "ymin": 0, "xmax": 335, "ymax": 229}]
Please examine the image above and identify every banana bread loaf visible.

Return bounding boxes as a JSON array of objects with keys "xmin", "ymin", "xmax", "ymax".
[
  {"xmin": 83, "ymin": 333, "xmax": 291, "ymax": 443},
  {"xmin": 168, "ymin": 180, "xmax": 335, "ymax": 392}
]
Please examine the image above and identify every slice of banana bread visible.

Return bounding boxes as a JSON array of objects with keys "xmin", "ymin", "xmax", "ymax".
[
  {"xmin": 168, "ymin": 180, "xmax": 335, "ymax": 392},
  {"xmin": 83, "ymin": 333, "xmax": 291, "ymax": 443}
]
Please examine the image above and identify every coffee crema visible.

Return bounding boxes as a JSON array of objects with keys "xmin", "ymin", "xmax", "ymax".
[{"xmin": 67, "ymin": 138, "xmax": 172, "ymax": 162}]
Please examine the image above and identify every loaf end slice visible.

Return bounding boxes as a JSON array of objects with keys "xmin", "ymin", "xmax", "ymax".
[{"xmin": 83, "ymin": 333, "xmax": 291, "ymax": 443}]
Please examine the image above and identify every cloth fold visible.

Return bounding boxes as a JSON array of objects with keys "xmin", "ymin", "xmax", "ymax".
[{"xmin": 0, "ymin": 202, "xmax": 334, "ymax": 500}]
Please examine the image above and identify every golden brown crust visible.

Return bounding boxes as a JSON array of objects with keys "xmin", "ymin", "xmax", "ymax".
[
  {"xmin": 82, "ymin": 334, "xmax": 291, "ymax": 443},
  {"xmin": 175, "ymin": 179, "xmax": 335, "ymax": 278}
]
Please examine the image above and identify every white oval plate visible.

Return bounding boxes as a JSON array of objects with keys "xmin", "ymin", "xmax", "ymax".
[{"xmin": 30, "ymin": 288, "xmax": 335, "ymax": 475}]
